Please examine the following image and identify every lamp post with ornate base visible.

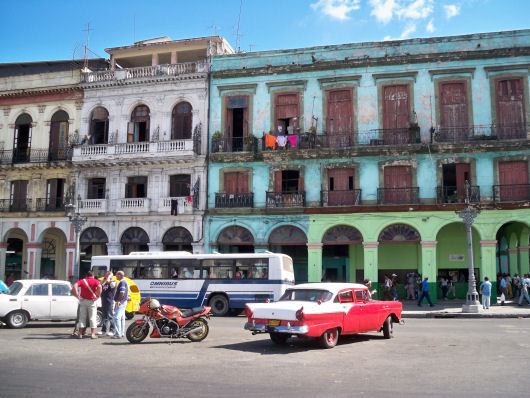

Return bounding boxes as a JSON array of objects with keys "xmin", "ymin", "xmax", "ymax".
[
  {"xmin": 65, "ymin": 194, "xmax": 87, "ymax": 281},
  {"xmin": 456, "ymin": 181, "xmax": 483, "ymax": 313}
]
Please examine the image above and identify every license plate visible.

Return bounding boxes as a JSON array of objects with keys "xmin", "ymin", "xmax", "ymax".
[{"xmin": 268, "ymin": 319, "xmax": 281, "ymax": 326}]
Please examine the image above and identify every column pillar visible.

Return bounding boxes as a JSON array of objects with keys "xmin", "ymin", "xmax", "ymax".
[
  {"xmin": 66, "ymin": 243, "xmax": 76, "ymax": 281},
  {"xmin": 148, "ymin": 243, "xmax": 163, "ymax": 252},
  {"xmin": 254, "ymin": 244, "xmax": 269, "ymax": 253},
  {"xmin": 518, "ymin": 246, "xmax": 529, "ymax": 275},
  {"xmin": 480, "ymin": 240, "xmax": 498, "ymax": 303},
  {"xmin": 307, "ymin": 243, "xmax": 323, "ymax": 283},
  {"xmin": 0, "ymin": 242, "xmax": 7, "ymax": 281},
  {"xmin": 151, "ymin": 53, "xmax": 159, "ymax": 66},
  {"xmin": 362, "ymin": 241, "xmax": 379, "ymax": 283},
  {"xmin": 110, "ymin": 55, "xmax": 116, "ymax": 70},
  {"xmin": 420, "ymin": 241, "xmax": 438, "ymax": 301},
  {"xmin": 171, "ymin": 52, "xmax": 178, "ymax": 64},
  {"xmin": 348, "ymin": 244, "xmax": 356, "ymax": 283},
  {"xmin": 508, "ymin": 248, "xmax": 519, "ymax": 276},
  {"xmin": 26, "ymin": 243, "xmax": 43, "ymax": 279},
  {"xmin": 191, "ymin": 242, "xmax": 203, "ymax": 254},
  {"xmin": 106, "ymin": 243, "xmax": 122, "ymax": 256}
]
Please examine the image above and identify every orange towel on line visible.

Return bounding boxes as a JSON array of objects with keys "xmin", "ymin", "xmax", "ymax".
[{"xmin": 265, "ymin": 134, "xmax": 277, "ymax": 149}]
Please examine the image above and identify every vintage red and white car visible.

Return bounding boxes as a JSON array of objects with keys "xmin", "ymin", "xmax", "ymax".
[{"xmin": 244, "ymin": 282, "xmax": 403, "ymax": 348}]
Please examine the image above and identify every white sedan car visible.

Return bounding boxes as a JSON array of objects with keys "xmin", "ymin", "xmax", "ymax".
[{"xmin": 0, "ymin": 279, "xmax": 79, "ymax": 328}]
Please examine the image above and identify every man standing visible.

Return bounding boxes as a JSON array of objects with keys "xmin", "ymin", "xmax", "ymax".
[
  {"xmin": 112, "ymin": 271, "xmax": 129, "ymax": 339},
  {"xmin": 499, "ymin": 275, "xmax": 507, "ymax": 306},
  {"xmin": 417, "ymin": 276, "xmax": 434, "ymax": 307},
  {"xmin": 518, "ymin": 274, "xmax": 530, "ymax": 306},
  {"xmin": 479, "ymin": 276, "xmax": 492, "ymax": 310},
  {"xmin": 98, "ymin": 271, "xmax": 116, "ymax": 336},
  {"xmin": 71, "ymin": 271, "xmax": 102, "ymax": 339}
]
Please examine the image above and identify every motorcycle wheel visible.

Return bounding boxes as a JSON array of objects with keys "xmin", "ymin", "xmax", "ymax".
[
  {"xmin": 187, "ymin": 318, "xmax": 209, "ymax": 342},
  {"xmin": 126, "ymin": 323, "xmax": 149, "ymax": 344}
]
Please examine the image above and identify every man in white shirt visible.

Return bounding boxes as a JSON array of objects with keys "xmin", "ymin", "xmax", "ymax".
[{"xmin": 518, "ymin": 274, "xmax": 530, "ymax": 306}]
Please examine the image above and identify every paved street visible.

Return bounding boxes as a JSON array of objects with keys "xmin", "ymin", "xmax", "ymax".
[{"xmin": 1, "ymin": 316, "xmax": 529, "ymax": 398}]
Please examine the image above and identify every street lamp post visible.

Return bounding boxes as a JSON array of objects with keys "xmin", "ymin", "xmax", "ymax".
[
  {"xmin": 455, "ymin": 181, "xmax": 483, "ymax": 313},
  {"xmin": 65, "ymin": 194, "xmax": 87, "ymax": 280}
]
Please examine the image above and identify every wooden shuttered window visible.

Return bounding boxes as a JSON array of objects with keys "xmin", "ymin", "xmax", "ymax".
[
  {"xmin": 326, "ymin": 89, "xmax": 353, "ymax": 134},
  {"xmin": 499, "ymin": 161, "xmax": 529, "ymax": 201},
  {"xmin": 274, "ymin": 93, "xmax": 299, "ymax": 134},
  {"xmin": 383, "ymin": 85, "xmax": 410, "ymax": 130},
  {"xmin": 496, "ymin": 78, "xmax": 526, "ymax": 139},
  {"xmin": 224, "ymin": 172, "xmax": 249, "ymax": 194}
]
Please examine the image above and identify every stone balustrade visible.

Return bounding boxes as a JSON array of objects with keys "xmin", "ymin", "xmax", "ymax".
[
  {"xmin": 117, "ymin": 198, "xmax": 150, "ymax": 213},
  {"xmin": 78, "ymin": 199, "xmax": 107, "ymax": 214},
  {"xmin": 158, "ymin": 197, "xmax": 193, "ymax": 214}
]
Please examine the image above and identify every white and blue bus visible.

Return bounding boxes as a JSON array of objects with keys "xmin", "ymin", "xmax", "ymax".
[{"xmin": 91, "ymin": 251, "xmax": 295, "ymax": 316}]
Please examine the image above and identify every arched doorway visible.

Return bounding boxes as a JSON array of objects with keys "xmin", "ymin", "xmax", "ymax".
[
  {"xmin": 89, "ymin": 107, "xmax": 109, "ymax": 144},
  {"xmin": 378, "ymin": 224, "xmax": 421, "ymax": 299},
  {"xmin": 4, "ymin": 229, "xmax": 28, "ymax": 281},
  {"xmin": 217, "ymin": 226, "xmax": 254, "ymax": 253},
  {"xmin": 269, "ymin": 226, "xmax": 307, "ymax": 283},
  {"xmin": 40, "ymin": 228, "xmax": 67, "ymax": 279},
  {"xmin": 121, "ymin": 227, "xmax": 149, "ymax": 255},
  {"xmin": 129, "ymin": 105, "xmax": 150, "ymax": 142},
  {"xmin": 322, "ymin": 225, "xmax": 363, "ymax": 282},
  {"xmin": 49, "ymin": 110, "xmax": 69, "ymax": 160},
  {"xmin": 13, "ymin": 113, "xmax": 32, "ymax": 163},
  {"xmin": 80, "ymin": 227, "xmax": 109, "ymax": 277},
  {"xmin": 172, "ymin": 102, "xmax": 192, "ymax": 139},
  {"xmin": 436, "ymin": 222, "xmax": 481, "ymax": 299},
  {"xmin": 163, "ymin": 227, "xmax": 193, "ymax": 252}
]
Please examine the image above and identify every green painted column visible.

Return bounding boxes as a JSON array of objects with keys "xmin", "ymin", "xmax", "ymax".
[
  {"xmin": 420, "ymin": 241, "xmax": 438, "ymax": 301},
  {"xmin": 519, "ymin": 246, "xmax": 529, "ymax": 275},
  {"xmin": 362, "ymin": 242, "xmax": 379, "ymax": 283},
  {"xmin": 480, "ymin": 240, "xmax": 498, "ymax": 303},
  {"xmin": 307, "ymin": 243, "xmax": 323, "ymax": 283},
  {"xmin": 348, "ymin": 244, "xmax": 356, "ymax": 283},
  {"xmin": 508, "ymin": 248, "xmax": 519, "ymax": 276}
]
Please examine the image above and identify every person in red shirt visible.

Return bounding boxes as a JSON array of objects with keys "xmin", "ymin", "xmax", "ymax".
[{"xmin": 70, "ymin": 271, "xmax": 102, "ymax": 339}]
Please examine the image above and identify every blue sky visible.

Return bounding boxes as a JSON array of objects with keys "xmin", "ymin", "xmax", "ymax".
[{"xmin": 1, "ymin": 0, "xmax": 528, "ymax": 63}]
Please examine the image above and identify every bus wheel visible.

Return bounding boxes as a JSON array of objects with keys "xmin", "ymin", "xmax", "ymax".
[{"xmin": 209, "ymin": 294, "xmax": 229, "ymax": 316}]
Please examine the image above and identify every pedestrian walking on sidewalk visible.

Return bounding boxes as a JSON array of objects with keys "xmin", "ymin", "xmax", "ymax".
[
  {"xmin": 391, "ymin": 274, "xmax": 398, "ymax": 301},
  {"xmin": 383, "ymin": 274, "xmax": 392, "ymax": 301},
  {"xmin": 448, "ymin": 273, "xmax": 457, "ymax": 299},
  {"xmin": 506, "ymin": 274, "xmax": 513, "ymax": 298},
  {"xmin": 440, "ymin": 276, "xmax": 449, "ymax": 300},
  {"xmin": 499, "ymin": 275, "xmax": 507, "ymax": 305},
  {"xmin": 479, "ymin": 276, "xmax": 492, "ymax": 309},
  {"xmin": 417, "ymin": 277, "xmax": 434, "ymax": 307},
  {"xmin": 513, "ymin": 273, "xmax": 521, "ymax": 300},
  {"xmin": 518, "ymin": 274, "xmax": 530, "ymax": 306}
]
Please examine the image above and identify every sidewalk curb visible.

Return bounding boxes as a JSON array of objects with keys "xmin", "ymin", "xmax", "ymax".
[{"xmin": 403, "ymin": 312, "xmax": 530, "ymax": 319}]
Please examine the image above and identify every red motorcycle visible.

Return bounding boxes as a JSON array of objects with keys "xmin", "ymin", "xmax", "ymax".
[{"xmin": 126, "ymin": 299, "xmax": 211, "ymax": 344}]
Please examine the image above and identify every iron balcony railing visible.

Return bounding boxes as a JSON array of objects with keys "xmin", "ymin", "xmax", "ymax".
[
  {"xmin": 266, "ymin": 191, "xmax": 305, "ymax": 208},
  {"xmin": 35, "ymin": 198, "xmax": 66, "ymax": 212},
  {"xmin": 432, "ymin": 123, "xmax": 529, "ymax": 143},
  {"xmin": 321, "ymin": 189, "xmax": 362, "ymax": 206},
  {"xmin": 377, "ymin": 187, "xmax": 420, "ymax": 205},
  {"xmin": 0, "ymin": 199, "xmax": 33, "ymax": 212},
  {"xmin": 215, "ymin": 192, "xmax": 254, "ymax": 208},
  {"xmin": 0, "ymin": 148, "xmax": 72, "ymax": 164},
  {"xmin": 436, "ymin": 186, "xmax": 481, "ymax": 204},
  {"xmin": 493, "ymin": 184, "xmax": 530, "ymax": 202},
  {"xmin": 211, "ymin": 136, "xmax": 258, "ymax": 153}
]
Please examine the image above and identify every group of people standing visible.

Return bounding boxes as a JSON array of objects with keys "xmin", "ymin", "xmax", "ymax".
[{"xmin": 70, "ymin": 270, "xmax": 129, "ymax": 339}]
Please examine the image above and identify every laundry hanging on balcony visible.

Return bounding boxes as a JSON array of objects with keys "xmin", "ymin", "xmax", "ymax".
[
  {"xmin": 276, "ymin": 135, "xmax": 288, "ymax": 148},
  {"xmin": 265, "ymin": 134, "xmax": 277, "ymax": 149},
  {"xmin": 287, "ymin": 135, "xmax": 299, "ymax": 148}
]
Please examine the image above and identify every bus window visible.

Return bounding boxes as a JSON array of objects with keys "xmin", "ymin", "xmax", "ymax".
[
  {"xmin": 282, "ymin": 256, "xmax": 294, "ymax": 274},
  {"xmin": 138, "ymin": 260, "xmax": 168, "ymax": 279},
  {"xmin": 202, "ymin": 259, "xmax": 233, "ymax": 279},
  {"xmin": 110, "ymin": 259, "xmax": 137, "ymax": 279},
  {"xmin": 169, "ymin": 259, "xmax": 200, "ymax": 279},
  {"xmin": 235, "ymin": 258, "xmax": 269, "ymax": 279}
]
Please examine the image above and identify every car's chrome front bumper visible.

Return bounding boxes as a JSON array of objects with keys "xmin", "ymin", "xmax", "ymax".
[{"xmin": 244, "ymin": 321, "xmax": 308, "ymax": 335}]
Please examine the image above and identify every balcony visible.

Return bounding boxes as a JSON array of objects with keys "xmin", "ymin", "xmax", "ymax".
[
  {"xmin": 493, "ymin": 184, "xmax": 530, "ymax": 202},
  {"xmin": 432, "ymin": 124, "xmax": 529, "ymax": 143},
  {"xmin": 321, "ymin": 189, "xmax": 362, "ymax": 206},
  {"xmin": 266, "ymin": 192, "xmax": 305, "ymax": 208},
  {"xmin": 0, "ymin": 148, "xmax": 72, "ymax": 165},
  {"xmin": 72, "ymin": 139, "xmax": 197, "ymax": 163},
  {"xmin": 116, "ymin": 198, "xmax": 150, "ymax": 213},
  {"xmin": 211, "ymin": 136, "xmax": 258, "ymax": 153},
  {"xmin": 436, "ymin": 186, "xmax": 480, "ymax": 204},
  {"xmin": 82, "ymin": 62, "xmax": 208, "ymax": 84},
  {"xmin": 215, "ymin": 193, "xmax": 254, "ymax": 208},
  {"xmin": 158, "ymin": 197, "xmax": 193, "ymax": 214},
  {"xmin": 0, "ymin": 199, "xmax": 32, "ymax": 212},
  {"xmin": 78, "ymin": 199, "xmax": 107, "ymax": 214},
  {"xmin": 35, "ymin": 198, "xmax": 65, "ymax": 212},
  {"xmin": 377, "ymin": 188, "xmax": 420, "ymax": 205}
]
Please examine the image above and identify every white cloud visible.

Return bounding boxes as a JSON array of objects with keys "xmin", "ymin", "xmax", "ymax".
[
  {"xmin": 400, "ymin": 22, "xmax": 417, "ymax": 38},
  {"xmin": 426, "ymin": 18, "xmax": 435, "ymax": 33},
  {"xmin": 396, "ymin": 0, "xmax": 434, "ymax": 20},
  {"xmin": 311, "ymin": 0, "xmax": 361, "ymax": 20},
  {"xmin": 369, "ymin": 0, "xmax": 399, "ymax": 24},
  {"xmin": 443, "ymin": 4, "xmax": 461, "ymax": 19}
]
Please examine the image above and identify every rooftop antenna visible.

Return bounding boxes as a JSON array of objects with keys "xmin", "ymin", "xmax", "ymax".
[
  {"xmin": 249, "ymin": 43, "xmax": 256, "ymax": 52},
  {"xmin": 235, "ymin": 0, "xmax": 243, "ymax": 52},
  {"xmin": 82, "ymin": 22, "xmax": 92, "ymax": 71}
]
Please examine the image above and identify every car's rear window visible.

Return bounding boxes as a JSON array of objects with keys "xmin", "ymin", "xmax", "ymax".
[{"xmin": 279, "ymin": 289, "xmax": 333, "ymax": 302}]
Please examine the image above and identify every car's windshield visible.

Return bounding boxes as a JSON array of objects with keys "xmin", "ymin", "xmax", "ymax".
[
  {"xmin": 7, "ymin": 282, "xmax": 23, "ymax": 296},
  {"xmin": 279, "ymin": 289, "xmax": 333, "ymax": 302}
]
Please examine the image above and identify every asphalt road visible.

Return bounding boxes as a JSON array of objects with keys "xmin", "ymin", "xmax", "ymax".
[{"xmin": 0, "ymin": 316, "xmax": 529, "ymax": 398}]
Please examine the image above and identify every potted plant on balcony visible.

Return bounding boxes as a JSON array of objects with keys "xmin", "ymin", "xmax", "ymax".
[
  {"xmin": 409, "ymin": 121, "xmax": 421, "ymax": 143},
  {"xmin": 212, "ymin": 130, "xmax": 224, "ymax": 152},
  {"xmin": 245, "ymin": 132, "xmax": 256, "ymax": 152}
]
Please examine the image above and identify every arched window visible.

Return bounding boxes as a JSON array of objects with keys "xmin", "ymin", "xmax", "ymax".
[
  {"xmin": 49, "ymin": 110, "xmax": 69, "ymax": 160},
  {"xmin": 89, "ymin": 107, "xmax": 109, "ymax": 144},
  {"xmin": 13, "ymin": 114, "xmax": 32, "ymax": 163},
  {"xmin": 129, "ymin": 105, "xmax": 150, "ymax": 142},
  {"xmin": 172, "ymin": 102, "xmax": 192, "ymax": 139},
  {"xmin": 378, "ymin": 224, "xmax": 420, "ymax": 243}
]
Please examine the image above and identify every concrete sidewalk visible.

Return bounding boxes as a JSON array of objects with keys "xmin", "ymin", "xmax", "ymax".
[{"xmin": 401, "ymin": 298, "xmax": 530, "ymax": 318}]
